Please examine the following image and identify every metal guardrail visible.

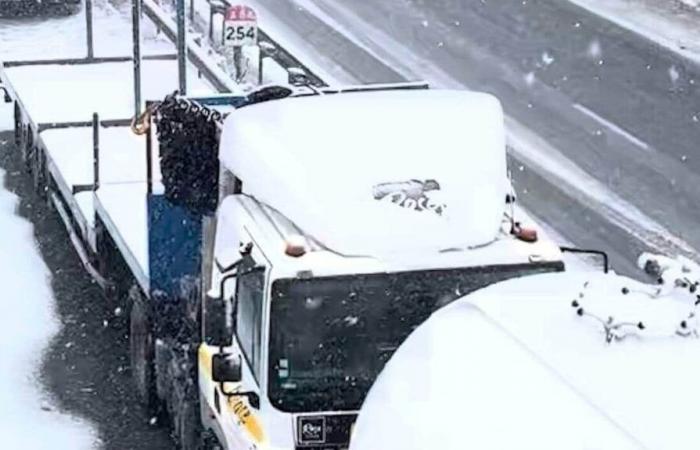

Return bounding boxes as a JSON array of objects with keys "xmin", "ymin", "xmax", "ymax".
[{"xmin": 203, "ymin": 0, "xmax": 326, "ymax": 87}]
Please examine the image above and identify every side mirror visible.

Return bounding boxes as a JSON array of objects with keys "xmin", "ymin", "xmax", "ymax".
[
  {"xmin": 212, "ymin": 353, "xmax": 242, "ymax": 383},
  {"xmin": 203, "ymin": 293, "xmax": 232, "ymax": 347}
]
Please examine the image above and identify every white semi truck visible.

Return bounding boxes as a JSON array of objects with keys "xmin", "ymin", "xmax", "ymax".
[
  {"xmin": 198, "ymin": 88, "xmax": 566, "ymax": 449},
  {"xmin": 351, "ymin": 254, "xmax": 700, "ymax": 450},
  {"xmin": 3, "ymin": 58, "xmax": 571, "ymax": 448}
]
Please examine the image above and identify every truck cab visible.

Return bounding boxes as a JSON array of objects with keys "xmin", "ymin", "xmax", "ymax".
[{"xmin": 198, "ymin": 89, "xmax": 564, "ymax": 449}]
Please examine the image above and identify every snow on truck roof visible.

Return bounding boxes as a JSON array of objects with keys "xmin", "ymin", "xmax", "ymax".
[
  {"xmin": 352, "ymin": 271, "xmax": 700, "ymax": 450},
  {"xmin": 219, "ymin": 89, "xmax": 507, "ymax": 258}
]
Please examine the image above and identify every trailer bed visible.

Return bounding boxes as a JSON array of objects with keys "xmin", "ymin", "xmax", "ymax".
[
  {"xmin": 5, "ymin": 59, "xmax": 211, "ymax": 124},
  {"xmin": 1, "ymin": 54, "xmax": 221, "ymax": 294}
]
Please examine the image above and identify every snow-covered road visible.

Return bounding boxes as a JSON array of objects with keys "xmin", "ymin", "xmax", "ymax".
[
  {"xmin": 0, "ymin": 103, "xmax": 96, "ymax": 449},
  {"xmin": 0, "ymin": 0, "xmax": 172, "ymax": 61}
]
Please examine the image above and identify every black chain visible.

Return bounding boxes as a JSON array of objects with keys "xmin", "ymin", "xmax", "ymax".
[{"xmin": 154, "ymin": 92, "xmax": 221, "ymax": 215}]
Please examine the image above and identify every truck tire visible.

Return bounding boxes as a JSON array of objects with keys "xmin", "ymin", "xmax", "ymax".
[
  {"xmin": 13, "ymin": 102, "xmax": 22, "ymax": 148},
  {"xmin": 129, "ymin": 298, "xmax": 159, "ymax": 413}
]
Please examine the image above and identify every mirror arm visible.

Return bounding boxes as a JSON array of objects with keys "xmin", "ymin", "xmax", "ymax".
[
  {"xmin": 0, "ymin": 86, "xmax": 10, "ymax": 103},
  {"xmin": 218, "ymin": 383, "xmax": 261, "ymax": 409},
  {"xmin": 216, "ymin": 257, "xmax": 243, "ymax": 274}
]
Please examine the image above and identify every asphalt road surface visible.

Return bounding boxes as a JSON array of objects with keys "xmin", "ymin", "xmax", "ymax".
[
  {"xmin": 251, "ymin": 0, "xmax": 700, "ymax": 277},
  {"xmin": 0, "ymin": 131, "xmax": 175, "ymax": 449}
]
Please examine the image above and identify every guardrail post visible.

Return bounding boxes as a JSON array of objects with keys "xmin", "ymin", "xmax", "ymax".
[
  {"xmin": 258, "ymin": 40, "xmax": 275, "ymax": 85},
  {"xmin": 85, "ymin": 0, "xmax": 94, "ymax": 59}
]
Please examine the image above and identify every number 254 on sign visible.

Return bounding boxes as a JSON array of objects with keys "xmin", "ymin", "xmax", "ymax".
[{"xmin": 223, "ymin": 5, "xmax": 258, "ymax": 47}]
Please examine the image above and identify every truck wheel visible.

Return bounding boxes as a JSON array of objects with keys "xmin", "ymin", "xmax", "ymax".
[
  {"xmin": 13, "ymin": 102, "xmax": 22, "ymax": 148},
  {"xmin": 31, "ymin": 147, "xmax": 46, "ymax": 197},
  {"xmin": 129, "ymin": 298, "xmax": 158, "ymax": 413}
]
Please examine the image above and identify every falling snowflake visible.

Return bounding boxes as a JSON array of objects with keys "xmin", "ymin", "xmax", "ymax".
[
  {"xmin": 669, "ymin": 65, "xmax": 680, "ymax": 83},
  {"xmin": 541, "ymin": 51, "xmax": 555, "ymax": 66},
  {"xmin": 588, "ymin": 39, "xmax": 601, "ymax": 58},
  {"xmin": 524, "ymin": 72, "xmax": 535, "ymax": 86}
]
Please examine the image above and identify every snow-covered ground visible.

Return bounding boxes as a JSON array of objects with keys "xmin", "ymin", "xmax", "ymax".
[
  {"xmin": 569, "ymin": 0, "xmax": 700, "ymax": 63},
  {"xmin": 0, "ymin": 104, "xmax": 97, "ymax": 449},
  {"xmin": 0, "ymin": 1, "xmax": 209, "ymax": 447}
]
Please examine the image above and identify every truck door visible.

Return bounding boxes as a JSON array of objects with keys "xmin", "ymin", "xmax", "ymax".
[{"xmin": 215, "ymin": 254, "xmax": 268, "ymax": 448}]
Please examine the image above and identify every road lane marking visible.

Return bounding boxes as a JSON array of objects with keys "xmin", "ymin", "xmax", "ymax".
[{"xmin": 572, "ymin": 103, "xmax": 651, "ymax": 151}]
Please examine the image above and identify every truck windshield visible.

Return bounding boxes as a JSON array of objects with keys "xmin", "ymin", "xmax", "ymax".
[{"xmin": 268, "ymin": 261, "xmax": 563, "ymax": 413}]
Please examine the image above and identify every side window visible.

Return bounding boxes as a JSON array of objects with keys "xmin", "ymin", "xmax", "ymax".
[{"xmin": 235, "ymin": 260, "xmax": 265, "ymax": 381}]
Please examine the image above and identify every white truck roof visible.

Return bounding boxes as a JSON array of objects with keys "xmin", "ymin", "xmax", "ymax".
[
  {"xmin": 219, "ymin": 89, "xmax": 507, "ymax": 259},
  {"xmin": 352, "ymin": 271, "xmax": 700, "ymax": 450}
]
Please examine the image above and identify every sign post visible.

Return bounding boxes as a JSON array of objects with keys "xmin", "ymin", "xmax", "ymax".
[{"xmin": 223, "ymin": 5, "xmax": 258, "ymax": 82}]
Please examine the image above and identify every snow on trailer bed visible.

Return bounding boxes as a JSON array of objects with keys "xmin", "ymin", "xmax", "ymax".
[
  {"xmin": 5, "ymin": 59, "xmax": 212, "ymax": 124},
  {"xmin": 3, "ymin": 57, "xmax": 217, "ymax": 291}
]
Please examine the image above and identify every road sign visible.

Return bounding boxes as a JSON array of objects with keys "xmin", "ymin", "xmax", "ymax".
[{"xmin": 223, "ymin": 5, "xmax": 258, "ymax": 47}]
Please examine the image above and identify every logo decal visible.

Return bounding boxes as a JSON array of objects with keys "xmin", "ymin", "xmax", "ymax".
[
  {"xmin": 298, "ymin": 416, "xmax": 326, "ymax": 443},
  {"xmin": 373, "ymin": 179, "xmax": 446, "ymax": 216}
]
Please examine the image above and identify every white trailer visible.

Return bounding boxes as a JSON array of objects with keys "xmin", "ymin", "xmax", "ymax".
[{"xmin": 351, "ymin": 255, "xmax": 700, "ymax": 450}]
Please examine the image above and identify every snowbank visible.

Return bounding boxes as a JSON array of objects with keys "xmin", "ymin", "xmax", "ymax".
[
  {"xmin": 569, "ymin": 0, "xmax": 700, "ymax": 63},
  {"xmin": 0, "ymin": 101, "xmax": 12, "ymax": 130},
  {"xmin": 0, "ymin": 105, "xmax": 97, "ymax": 448}
]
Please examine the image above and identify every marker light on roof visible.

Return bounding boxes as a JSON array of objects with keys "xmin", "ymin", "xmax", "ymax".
[
  {"xmin": 511, "ymin": 222, "xmax": 539, "ymax": 243},
  {"xmin": 285, "ymin": 235, "xmax": 307, "ymax": 257}
]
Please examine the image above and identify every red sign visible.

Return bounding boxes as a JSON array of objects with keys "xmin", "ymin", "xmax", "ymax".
[{"xmin": 224, "ymin": 5, "xmax": 257, "ymax": 22}]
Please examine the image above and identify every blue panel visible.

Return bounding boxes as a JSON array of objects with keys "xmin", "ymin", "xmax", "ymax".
[{"xmin": 147, "ymin": 193, "xmax": 203, "ymax": 299}]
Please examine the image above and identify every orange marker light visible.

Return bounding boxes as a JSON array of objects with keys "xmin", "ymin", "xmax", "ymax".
[
  {"xmin": 285, "ymin": 235, "xmax": 307, "ymax": 257},
  {"xmin": 511, "ymin": 222, "xmax": 539, "ymax": 243}
]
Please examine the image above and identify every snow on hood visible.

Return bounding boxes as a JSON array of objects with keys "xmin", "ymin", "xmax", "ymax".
[
  {"xmin": 352, "ymin": 271, "xmax": 700, "ymax": 450},
  {"xmin": 219, "ymin": 89, "xmax": 507, "ymax": 258}
]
